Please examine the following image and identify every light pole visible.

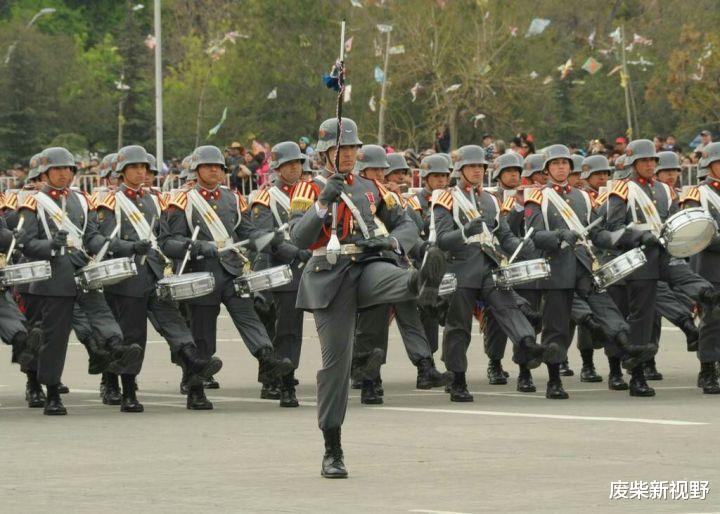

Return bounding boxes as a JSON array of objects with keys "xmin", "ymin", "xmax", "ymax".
[
  {"xmin": 154, "ymin": 0, "xmax": 164, "ymax": 173},
  {"xmin": 116, "ymin": 75, "xmax": 131, "ymax": 149},
  {"xmin": 376, "ymin": 24, "xmax": 393, "ymax": 145},
  {"xmin": 3, "ymin": 7, "xmax": 56, "ymax": 66}
]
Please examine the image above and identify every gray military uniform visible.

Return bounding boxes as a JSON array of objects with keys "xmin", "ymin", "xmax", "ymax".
[
  {"xmin": 290, "ymin": 169, "xmax": 419, "ymax": 430},
  {"xmin": 159, "ymin": 184, "xmax": 273, "ymax": 361},
  {"xmin": 434, "ymin": 185, "xmax": 536, "ymax": 372}
]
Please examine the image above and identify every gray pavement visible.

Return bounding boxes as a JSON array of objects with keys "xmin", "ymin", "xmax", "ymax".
[{"xmin": 1, "ymin": 311, "xmax": 719, "ymax": 514}]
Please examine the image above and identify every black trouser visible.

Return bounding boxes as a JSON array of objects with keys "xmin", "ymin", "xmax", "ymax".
[
  {"xmin": 540, "ymin": 290, "xmax": 575, "ymax": 364},
  {"xmin": 272, "ymin": 291, "xmax": 304, "ymax": 368},
  {"xmin": 37, "ymin": 296, "xmax": 75, "ymax": 386},
  {"xmin": 698, "ymin": 280, "xmax": 720, "ymax": 363}
]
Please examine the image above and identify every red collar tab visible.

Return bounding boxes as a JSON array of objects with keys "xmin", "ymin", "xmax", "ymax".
[
  {"xmin": 123, "ymin": 187, "xmax": 144, "ymax": 198},
  {"xmin": 49, "ymin": 188, "xmax": 69, "ymax": 199},
  {"xmin": 552, "ymin": 184, "xmax": 571, "ymax": 194},
  {"xmin": 200, "ymin": 187, "xmax": 220, "ymax": 200},
  {"xmin": 637, "ymin": 176, "xmax": 654, "ymax": 186}
]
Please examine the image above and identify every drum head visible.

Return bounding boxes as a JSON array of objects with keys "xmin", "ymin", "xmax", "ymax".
[{"xmin": 664, "ymin": 219, "xmax": 716, "ymax": 258}]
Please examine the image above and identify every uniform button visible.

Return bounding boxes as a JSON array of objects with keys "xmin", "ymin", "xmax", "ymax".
[
  {"xmin": 315, "ymin": 266, "xmax": 319, "ymax": 271},
  {"xmin": 351, "ymin": 256, "xmax": 356, "ymax": 261},
  {"xmin": 348, "ymin": 193, "xmax": 352, "ymax": 197},
  {"xmin": 213, "ymin": 205, "xmax": 218, "ymax": 210}
]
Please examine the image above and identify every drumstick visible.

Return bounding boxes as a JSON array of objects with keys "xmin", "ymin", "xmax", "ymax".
[
  {"xmin": 139, "ymin": 216, "xmax": 156, "ymax": 266},
  {"xmin": 559, "ymin": 216, "xmax": 604, "ymax": 249},
  {"xmin": 508, "ymin": 227, "xmax": 534, "ymax": 265},
  {"xmin": 5, "ymin": 216, "xmax": 24, "ymax": 266},
  {"xmin": 218, "ymin": 223, "xmax": 288, "ymax": 254},
  {"xmin": 95, "ymin": 224, "xmax": 121, "ymax": 263},
  {"xmin": 177, "ymin": 225, "xmax": 200, "ymax": 276}
]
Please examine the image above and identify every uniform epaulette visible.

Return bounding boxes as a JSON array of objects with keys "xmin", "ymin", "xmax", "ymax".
[
  {"xmin": 251, "ymin": 189, "xmax": 271, "ymax": 208},
  {"xmin": 289, "ymin": 180, "xmax": 318, "ymax": 212},
  {"xmin": 501, "ymin": 196, "xmax": 516, "ymax": 214},
  {"xmin": 434, "ymin": 191, "xmax": 453, "ymax": 211},
  {"xmin": 4, "ymin": 192, "xmax": 17, "ymax": 211},
  {"xmin": 406, "ymin": 196, "xmax": 422, "ymax": 212},
  {"xmin": 609, "ymin": 180, "xmax": 629, "ymax": 201},
  {"xmin": 97, "ymin": 192, "xmax": 116, "ymax": 211},
  {"xmin": 680, "ymin": 186, "xmax": 700, "ymax": 205},
  {"xmin": 19, "ymin": 195, "xmax": 37, "ymax": 212},
  {"xmin": 0, "ymin": 192, "xmax": 5, "ymax": 210},
  {"xmin": 371, "ymin": 180, "xmax": 397, "ymax": 209},
  {"xmin": 524, "ymin": 189, "xmax": 543, "ymax": 206},
  {"xmin": 80, "ymin": 190, "xmax": 96, "ymax": 210},
  {"xmin": 169, "ymin": 190, "xmax": 188, "ymax": 210},
  {"xmin": 158, "ymin": 195, "xmax": 168, "ymax": 211},
  {"xmin": 237, "ymin": 193, "xmax": 249, "ymax": 213},
  {"xmin": 594, "ymin": 191, "xmax": 609, "ymax": 208}
]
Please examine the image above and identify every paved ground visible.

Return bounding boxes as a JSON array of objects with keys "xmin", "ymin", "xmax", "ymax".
[{"xmin": 1, "ymin": 312, "xmax": 719, "ymax": 514}]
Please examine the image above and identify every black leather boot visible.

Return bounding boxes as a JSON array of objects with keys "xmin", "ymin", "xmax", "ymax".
[
  {"xmin": 204, "ymin": 376, "xmax": 220, "ymax": 389},
  {"xmin": 187, "ymin": 384, "xmax": 214, "ymax": 410},
  {"xmin": 608, "ymin": 357, "xmax": 628, "ymax": 391},
  {"xmin": 280, "ymin": 373, "xmax": 299, "ymax": 408},
  {"xmin": 412, "ymin": 246, "xmax": 447, "ymax": 306},
  {"xmin": 25, "ymin": 372, "xmax": 45, "ymax": 408},
  {"xmin": 106, "ymin": 338, "xmax": 142, "ymax": 374},
  {"xmin": 416, "ymin": 357, "xmax": 453, "ymax": 389},
  {"xmin": 321, "ymin": 427, "xmax": 348, "ymax": 478},
  {"xmin": 449, "ymin": 372, "xmax": 473, "ymax": 402},
  {"xmin": 120, "ymin": 374, "xmax": 144, "ymax": 412},
  {"xmin": 486, "ymin": 359, "xmax": 508, "ymax": 385},
  {"xmin": 12, "ymin": 326, "xmax": 42, "ymax": 370},
  {"xmin": 699, "ymin": 362, "xmax": 720, "ymax": 394},
  {"xmin": 44, "ymin": 385, "xmax": 67, "ymax": 415},
  {"xmin": 257, "ymin": 347, "xmax": 293, "ymax": 382},
  {"xmin": 179, "ymin": 368, "xmax": 190, "ymax": 394},
  {"xmin": 558, "ymin": 359, "xmax": 574, "ymax": 377},
  {"xmin": 546, "ymin": 363, "xmax": 569, "ymax": 399},
  {"xmin": 580, "ymin": 349, "xmax": 602, "ymax": 382},
  {"xmin": 261, "ymin": 379, "xmax": 281, "ymax": 399},
  {"xmin": 516, "ymin": 365, "xmax": 536, "ymax": 393},
  {"xmin": 179, "ymin": 345, "xmax": 223, "ymax": 385},
  {"xmin": 643, "ymin": 358, "xmax": 663, "ymax": 381},
  {"xmin": 361, "ymin": 379, "xmax": 383, "ymax": 405},
  {"xmin": 101, "ymin": 373, "xmax": 122, "ymax": 405},
  {"xmin": 374, "ymin": 375, "xmax": 384, "ymax": 397},
  {"xmin": 84, "ymin": 334, "xmax": 111, "ymax": 375},
  {"xmin": 629, "ymin": 366, "xmax": 655, "ymax": 397}
]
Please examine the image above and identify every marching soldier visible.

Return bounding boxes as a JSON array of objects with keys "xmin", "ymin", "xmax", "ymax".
[
  {"xmin": 288, "ymin": 117, "xmax": 445, "ymax": 478},
  {"xmin": 521, "ymin": 153, "xmax": 547, "ymax": 187},
  {"xmin": 605, "ymin": 139, "xmax": 719, "ymax": 396},
  {"xmin": 680, "ymin": 141, "xmax": 720, "ymax": 393},
  {"xmin": 159, "ymin": 145, "xmax": 293, "ymax": 396},
  {"xmin": 525, "ymin": 144, "xmax": 634, "ymax": 399},
  {"xmin": 411, "ymin": 154, "xmax": 452, "ymax": 356},
  {"xmin": 96, "ymin": 145, "xmax": 223, "ymax": 411},
  {"xmin": 251, "ymin": 141, "xmax": 310, "ymax": 407},
  {"xmin": 18, "ymin": 147, "xmax": 141, "ymax": 415},
  {"xmin": 434, "ymin": 145, "xmax": 546, "ymax": 402},
  {"xmin": 351, "ymin": 145, "xmax": 451, "ymax": 404}
]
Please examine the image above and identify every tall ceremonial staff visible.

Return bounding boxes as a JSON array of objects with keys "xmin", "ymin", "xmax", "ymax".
[{"xmin": 323, "ymin": 19, "xmax": 347, "ymax": 264}]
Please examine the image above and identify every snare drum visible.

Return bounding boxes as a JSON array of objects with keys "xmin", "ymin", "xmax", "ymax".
[
  {"xmin": 76, "ymin": 257, "xmax": 137, "ymax": 290},
  {"xmin": 438, "ymin": 273, "xmax": 457, "ymax": 296},
  {"xmin": 593, "ymin": 248, "xmax": 647, "ymax": 290},
  {"xmin": 493, "ymin": 258, "xmax": 550, "ymax": 289},
  {"xmin": 0, "ymin": 261, "xmax": 52, "ymax": 287},
  {"xmin": 661, "ymin": 208, "xmax": 717, "ymax": 258},
  {"xmin": 156, "ymin": 272, "xmax": 215, "ymax": 301},
  {"xmin": 234, "ymin": 265, "xmax": 292, "ymax": 295}
]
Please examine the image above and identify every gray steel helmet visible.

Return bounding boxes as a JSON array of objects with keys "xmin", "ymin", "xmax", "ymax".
[
  {"xmin": 698, "ymin": 164, "xmax": 711, "ymax": 180},
  {"xmin": 27, "ymin": 152, "xmax": 44, "ymax": 181},
  {"xmin": 655, "ymin": 151, "xmax": 681, "ymax": 173},
  {"xmin": 356, "ymin": 144, "xmax": 389, "ymax": 171},
  {"xmin": 270, "ymin": 141, "xmax": 307, "ymax": 170},
  {"xmin": 98, "ymin": 152, "xmax": 118, "ymax": 179},
  {"xmin": 452, "ymin": 145, "xmax": 487, "ymax": 173},
  {"xmin": 570, "ymin": 154, "xmax": 584, "ymax": 174},
  {"xmin": 625, "ymin": 139, "xmax": 658, "ymax": 167},
  {"xmin": 542, "ymin": 144, "xmax": 572, "ymax": 170},
  {"xmin": 699, "ymin": 142, "xmax": 720, "ymax": 170},
  {"xmin": 612, "ymin": 154, "xmax": 630, "ymax": 179},
  {"xmin": 147, "ymin": 154, "xmax": 158, "ymax": 174},
  {"xmin": 38, "ymin": 147, "xmax": 77, "ymax": 175},
  {"xmin": 387, "ymin": 153, "xmax": 410, "ymax": 174},
  {"xmin": 492, "ymin": 152, "xmax": 524, "ymax": 181},
  {"xmin": 580, "ymin": 155, "xmax": 611, "ymax": 180},
  {"xmin": 315, "ymin": 117, "xmax": 363, "ymax": 153},
  {"xmin": 179, "ymin": 155, "xmax": 196, "ymax": 180},
  {"xmin": 115, "ymin": 145, "xmax": 149, "ymax": 174},
  {"xmin": 189, "ymin": 145, "xmax": 226, "ymax": 171},
  {"xmin": 302, "ymin": 156, "xmax": 313, "ymax": 173},
  {"xmin": 521, "ymin": 153, "xmax": 545, "ymax": 179},
  {"xmin": 420, "ymin": 154, "xmax": 452, "ymax": 178}
]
